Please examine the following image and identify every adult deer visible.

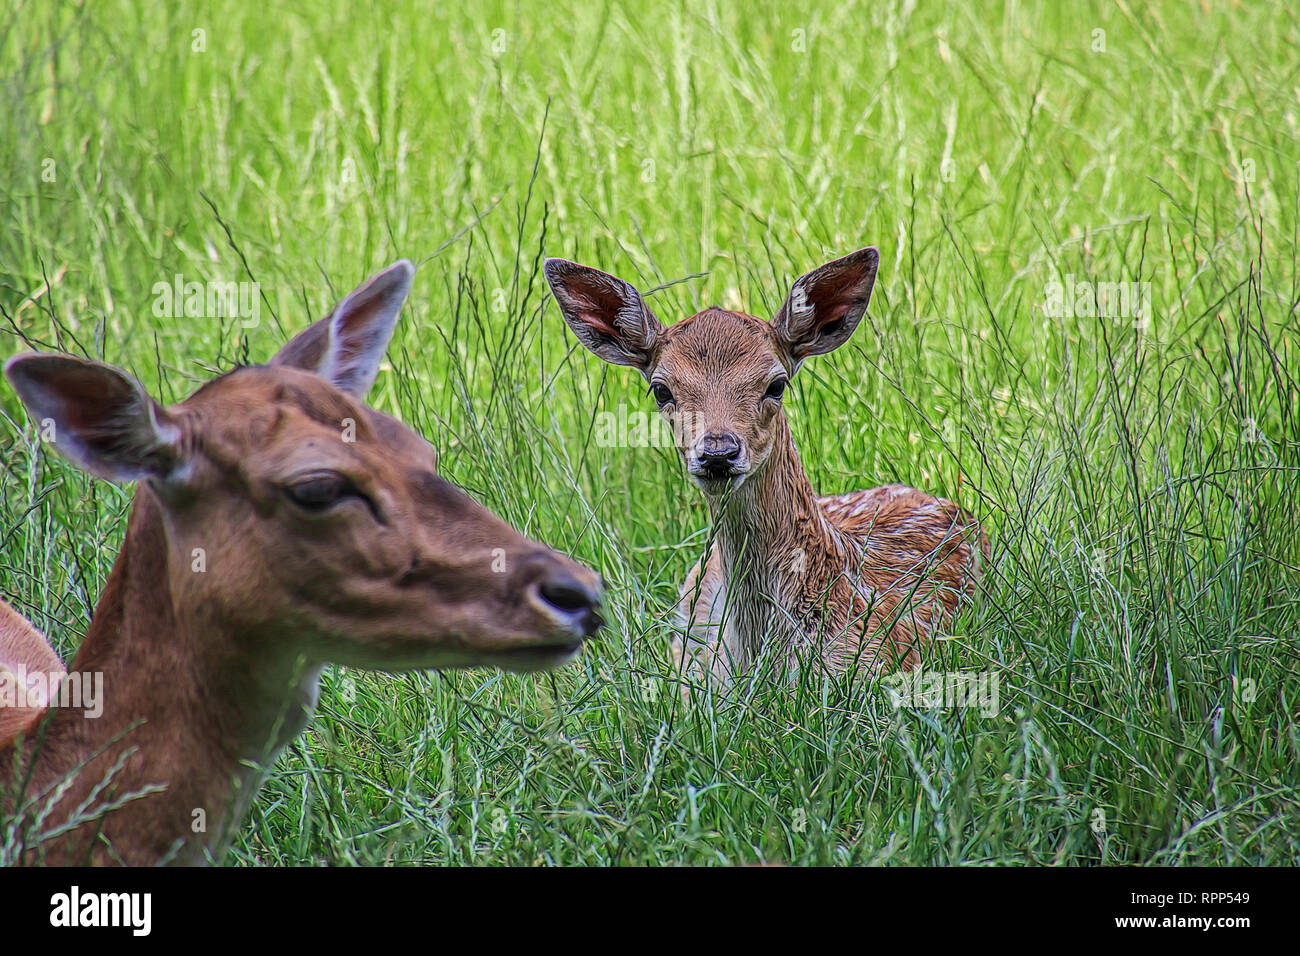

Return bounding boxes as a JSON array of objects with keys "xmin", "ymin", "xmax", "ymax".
[
  {"xmin": 544, "ymin": 247, "xmax": 986, "ymax": 683},
  {"xmin": 0, "ymin": 260, "xmax": 603, "ymax": 865}
]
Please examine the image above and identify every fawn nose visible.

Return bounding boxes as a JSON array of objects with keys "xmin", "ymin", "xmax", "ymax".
[
  {"xmin": 696, "ymin": 432, "xmax": 742, "ymax": 475},
  {"xmin": 533, "ymin": 567, "xmax": 604, "ymax": 638}
]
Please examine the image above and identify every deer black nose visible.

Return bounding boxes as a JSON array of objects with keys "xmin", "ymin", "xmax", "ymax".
[
  {"xmin": 536, "ymin": 572, "xmax": 604, "ymax": 638},
  {"xmin": 697, "ymin": 432, "xmax": 742, "ymax": 473}
]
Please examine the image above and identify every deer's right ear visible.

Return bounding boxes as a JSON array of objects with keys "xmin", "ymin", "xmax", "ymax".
[
  {"xmin": 4, "ymin": 354, "xmax": 185, "ymax": 483},
  {"xmin": 543, "ymin": 259, "xmax": 662, "ymax": 373},
  {"xmin": 272, "ymin": 259, "xmax": 414, "ymax": 399}
]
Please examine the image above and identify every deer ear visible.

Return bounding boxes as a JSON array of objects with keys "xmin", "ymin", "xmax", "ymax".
[
  {"xmin": 272, "ymin": 259, "xmax": 414, "ymax": 399},
  {"xmin": 4, "ymin": 355, "xmax": 185, "ymax": 483},
  {"xmin": 543, "ymin": 258, "xmax": 662, "ymax": 374},
  {"xmin": 772, "ymin": 247, "xmax": 878, "ymax": 372}
]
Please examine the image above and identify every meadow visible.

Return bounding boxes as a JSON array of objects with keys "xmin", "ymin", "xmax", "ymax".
[{"xmin": 1, "ymin": 0, "xmax": 1297, "ymax": 864}]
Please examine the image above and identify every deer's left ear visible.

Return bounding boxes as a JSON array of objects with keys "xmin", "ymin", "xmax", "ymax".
[
  {"xmin": 772, "ymin": 246, "xmax": 878, "ymax": 372},
  {"xmin": 272, "ymin": 259, "xmax": 414, "ymax": 399}
]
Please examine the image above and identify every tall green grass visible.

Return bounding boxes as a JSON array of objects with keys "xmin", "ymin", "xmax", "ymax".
[{"xmin": 1, "ymin": 0, "xmax": 1297, "ymax": 864}]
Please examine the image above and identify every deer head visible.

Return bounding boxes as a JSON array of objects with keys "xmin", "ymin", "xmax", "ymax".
[
  {"xmin": 5, "ymin": 260, "xmax": 604, "ymax": 674},
  {"xmin": 543, "ymin": 248, "xmax": 878, "ymax": 497}
]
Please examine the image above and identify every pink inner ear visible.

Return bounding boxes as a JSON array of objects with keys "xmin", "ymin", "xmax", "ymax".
[
  {"xmin": 333, "ymin": 314, "xmax": 375, "ymax": 365},
  {"xmin": 585, "ymin": 314, "xmax": 620, "ymax": 336},
  {"xmin": 816, "ymin": 266, "xmax": 867, "ymax": 309},
  {"xmin": 816, "ymin": 303, "xmax": 851, "ymax": 327},
  {"xmin": 565, "ymin": 287, "xmax": 625, "ymax": 337},
  {"xmin": 795, "ymin": 266, "xmax": 874, "ymax": 338},
  {"xmin": 38, "ymin": 363, "xmax": 138, "ymax": 433}
]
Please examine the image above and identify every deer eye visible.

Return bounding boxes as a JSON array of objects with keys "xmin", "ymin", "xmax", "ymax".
[
  {"xmin": 651, "ymin": 383, "xmax": 674, "ymax": 407},
  {"xmin": 764, "ymin": 378, "xmax": 788, "ymax": 401},
  {"xmin": 285, "ymin": 473, "xmax": 353, "ymax": 511}
]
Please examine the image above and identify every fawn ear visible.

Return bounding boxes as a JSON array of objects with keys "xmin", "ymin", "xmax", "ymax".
[
  {"xmin": 4, "ymin": 354, "xmax": 185, "ymax": 483},
  {"xmin": 772, "ymin": 247, "xmax": 878, "ymax": 372},
  {"xmin": 543, "ymin": 258, "xmax": 662, "ymax": 374},
  {"xmin": 272, "ymin": 259, "xmax": 414, "ymax": 399}
]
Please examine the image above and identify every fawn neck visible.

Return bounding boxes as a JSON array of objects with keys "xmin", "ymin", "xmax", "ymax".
[
  {"xmin": 18, "ymin": 487, "xmax": 320, "ymax": 865},
  {"xmin": 707, "ymin": 413, "xmax": 844, "ymax": 668}
]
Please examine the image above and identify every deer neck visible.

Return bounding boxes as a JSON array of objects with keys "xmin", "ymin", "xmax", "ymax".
[
  {"xmin": 22, "ymin": 486, "xmax": 321, "ymax": 865},
  {"xmin": 706, "ymin": 414, "xmax": 843, "ymax": 669}
]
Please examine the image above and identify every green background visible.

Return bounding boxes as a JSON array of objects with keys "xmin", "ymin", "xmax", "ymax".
[{"xmin": 2, "ymin": 0, "xmax": 1297, "ymax": 863}]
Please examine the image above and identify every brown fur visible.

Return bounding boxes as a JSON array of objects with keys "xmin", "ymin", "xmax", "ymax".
[
  {"xmin": 665, "ymin": 317, "xmax": 987, "ymax": 679},
  {"xmin": 1, "ymin": 263, "xmax": 602, "ymax": 865},
  {"xmin": 677, "ymin": 447, "xmax": 988, "ymax": 680},
  {"xmin": 545, "ymin": 249, "xmax": 987, "ymax": 684}
]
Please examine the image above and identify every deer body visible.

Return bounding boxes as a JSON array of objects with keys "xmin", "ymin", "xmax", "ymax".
[
  {"xmin": 678, "ymin": 437, "xmax": 986, "ymax": 680},
  {"xmin": 545, "ymin": 249, "xmax": 986, "ymax": 683},
  {"xmin": 6, "ymin": 491, "xmax": 327, "ymax": 865},
  {"xmin": 1, "ymin": 261, "xmax": 603, "ymax": 865}
]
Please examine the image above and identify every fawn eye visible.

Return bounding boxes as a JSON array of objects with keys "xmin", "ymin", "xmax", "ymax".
[
  {"xmin": 285, "ymin": 473, "xmax": 352, "ymax": 511},
  {"xmin": 764, "ymin": 378, "xmax": 788, "ymax": 401},
  {"xmin": 651, "ymin": 383, "xmax": 674, "ymax": 407}
]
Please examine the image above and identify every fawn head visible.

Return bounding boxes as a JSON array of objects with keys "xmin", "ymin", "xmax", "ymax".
[
  {"xmin": 544, "ymin": 247, "xmax": 878, "ymax": 495},
  {"xmin": 5, "ymin": 261, "xmax": 603, "ymax": 673}
]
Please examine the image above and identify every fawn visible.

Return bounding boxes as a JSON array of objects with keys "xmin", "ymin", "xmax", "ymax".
[
  {"xmin": 0, "ymin": 260, "xmax": 603, "ymax": 865},
  {"xmin": 544, "ymin": 247, "xmax": 986, "ymax": 683}
]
